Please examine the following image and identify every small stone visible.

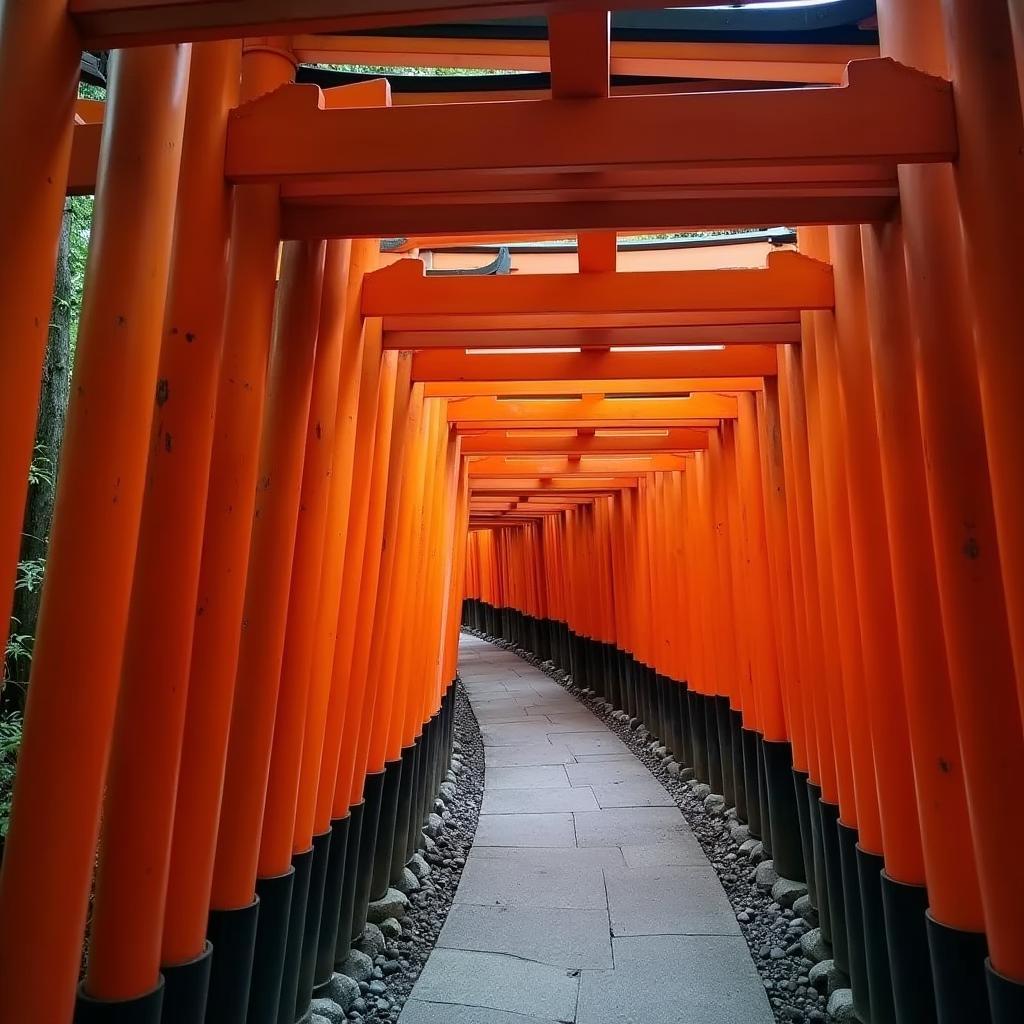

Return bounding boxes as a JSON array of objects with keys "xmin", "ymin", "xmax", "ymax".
[
  {"xmin": 439, "ymin": 781, "xmax": 457, "ymax": 803},
  {"xmin": 379, "ymin": 916, "xmax": 401, "ymax": 938},
  {"xmin": 368, "ymin": 981, "xmax": 387, "ymax": 996},
  {"xmin": 755, "ymin": 859, "xmax": 780, "ymax": 890},
  {"xmin": 800, "ymin": 928, "xmax": 832, "ymax": 965},
  {"xmin": 421, "ymin": 834, "xmax": 436, "ymax": 853},
  {"xmin": 311, "ymin": 997, "xmax": 347, "ymax": 1023},
  {"xmin": 628, "ymin": 717, "xmax": 640, "ymax": 731},
  {"xmin": 395, "ymin": 866, "xmax": 420, "ymax": 895},
  {"xmin": 356, "ymin": 923, "xmax": 386, "ymax": 959},
  {"xmin": 729, "ymin": 822, "xmax": 751, "ymax": 845},
  {"xmin": 747, "ymin": 840, "xmax": 765, "ymax": 864},
  {"xmin": 769, "ymin": 946, "xmax": 787, "ymax": 960},
  {"xmin": 311, "ymin": 1016, "xmax": 330, "ymax": 1024},
  {"xmin": 366, "ymin": 888, "xmax": 409, "ymax": 925},
  {"xmin": 382, "ymin": 959, "xmax": 401, "ymax": 975},
  {"xmin": 703, "ymin": 792, "xmax": 727, "ymax": 816},
  {"xmin": 692, "ymin": 783, "xmax": 712, "ymax": 801},
  {"xmin": 375, "ymin": 998, "xmax": 392, "ymax": 1012},
  {"xmin": 327, "ymin": 973, "xmax": 360, "ymax": 1012},
  {"xmin": 736, "ymin": 911, "xmax": 752, "ymax": 924},
  {"xmin": 352, "ymin": 997, "xmax": 367, "ymax": 1014},
  {"xmin": 655, "ymin": 745, "xmax": 668, "ymax": 758},
  {"xmin": 445, "ymin": 770, "xmax": 457, "ymax": 785},
  {"xmin": 407, "ymin": 853, "xmax": 431, "ymax": 880},
  {"xmin": 793, "ymin": 894, "xmax": 819, "ymax": 926},
  {"xmin": 667, "ymin": 762, "xmax": 682, "ymax": 778},
  {"xmin": 677, "ymin": 766, "xmax": 696, "ymax": 782},
  {"xmin": 772, "ymin": 877, "xmax": 809, "ymax": 909},
  {"xmin": 424, "ymin": 813, "xmax": 444, "ymax": 837},
  {"xmin": 338, "ymin": 949, "xmax": 373, "ymax": 983},
  {"xmin": 827, "ymin": 988, "xmax": 858, "ymax": 1021}
]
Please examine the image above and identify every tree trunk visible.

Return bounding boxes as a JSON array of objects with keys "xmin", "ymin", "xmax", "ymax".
[{"xmin": 4, "ymin": 202, "xmax": 74, "ymax": 703}]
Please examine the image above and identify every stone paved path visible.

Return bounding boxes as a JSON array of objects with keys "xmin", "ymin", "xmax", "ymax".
[{"xmin": 399, "ymin": 634, "xmax": 774, "ymax": 1024}]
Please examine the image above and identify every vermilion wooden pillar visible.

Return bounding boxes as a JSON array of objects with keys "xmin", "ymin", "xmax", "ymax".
[
  {"xmin": 0, "ymin": 43, "xmax": 192, "ymax": 1024},
  {"xmin": 860, "ymin": 214, "xmax": 984, "ymax": 1024},
  {"xmin": 877, "ymin": 3, "xmax": 1024, "ymax": 1017},
  {"xmin": 210, "ymin": 237, "xmax": 326, "ymax": 1024},
  {"xmin": 938, "ymin": 0, "xmax": 1024, "ymax": 708},
  {"xmin": 161, "ymin": 40, "xmax": 295, "ymax": 997},
  {"xmin": 830, "ymin": 223, "xmax": 924, "ymax": 1024},
  {"xmin": 0, "ymin": 0, "xmax": 79, "ymax": 642},
  {"xmin": 256, "ymin": 239, "xmax": 354, "ymax": 1024},
  {"xmin": 80, "ymin": 40, "xmax": 240, "ymax": 1022}
]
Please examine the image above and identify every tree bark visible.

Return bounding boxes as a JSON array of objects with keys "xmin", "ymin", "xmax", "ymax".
[{"xmin": 4, "ymin": 202, "xmax": 74, "ymax": 700}]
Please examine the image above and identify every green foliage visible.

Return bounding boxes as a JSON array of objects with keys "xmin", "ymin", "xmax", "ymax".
[{"xmin": 0, "ymin": 710, "xmax": 23, "ymax": 838}]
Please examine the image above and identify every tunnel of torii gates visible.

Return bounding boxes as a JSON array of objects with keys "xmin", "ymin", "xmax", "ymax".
[{"xmin": 2, "ymin": 1, "xmax": 1024, "ymax": 1024}]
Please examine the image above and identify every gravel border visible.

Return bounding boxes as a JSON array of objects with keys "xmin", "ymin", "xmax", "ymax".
[
  {"xmin": 313, "ymin": 679, "xmax": 485, "ymax": 1024},
  {"xmin": 467, "ymin": 629, "xmax": 838, "ymax": 1024}
]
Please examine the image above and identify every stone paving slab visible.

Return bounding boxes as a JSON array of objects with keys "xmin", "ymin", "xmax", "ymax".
[
  {"xmin": 564, "ymin": 759, "xmax": 652, "ymax": 787},
  {"xmin": 470, "ymin": 846, "xmax": 626, "ymax": 869},
  {"xmin": 604, "ymin": 865, "xmax": 740, "ymax": 937},
  {"xmin": 412, "ymin": 949, "xmax": 579, "ymax": 1022},
  {"xmin": 474, "ymin": 811, "xmax": 577, "ymax": 848},
  {"xmin": 454, "ymin": 857, "xmax": 609, "ymax": 910},
  {"xmin": 438, "ymin": 904, "xmax": 614, "ymax": 969},
  {"xmin": 573, "ymin": 806, "xmax": 703, "ymax": 850},
  {"xmin": 400, "ymin": 635, "xmax": 772, "ymax": 1024},
  {"xmin": 590, "ymin": 779, "xmax": 675, "ymax": 808},
  {"xmin": 400, "ymin": 1001, "xmax": 558, "ymax": 1024},
  {"xmin": 482, "ymin": 786, "xmax": 600, "ymax": 815},
  {"xmin": 484, "ymin": 743, "xmax": 575, "ymax": 768},
  {"xmin": 577, "ymin": 936, "xmax": 773, "ymax": 1024},
  {"xmin": 484, "ymin": 765, "xmax": 571, "ymax": 790}
]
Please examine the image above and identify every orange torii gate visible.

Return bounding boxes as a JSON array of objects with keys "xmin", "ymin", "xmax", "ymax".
[{"xmin": 0, "ymin": 3, "xmax": 1023, "ymax": 1024}]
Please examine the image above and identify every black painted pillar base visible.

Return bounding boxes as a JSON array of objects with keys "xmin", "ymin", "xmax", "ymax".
[
  {"xmin": 716, "ymin": 696, "xmax": 735, "ymax": 807},
  {"xmin": 351, "ymin": 771, "xmax": 385, "ymax": 944},
  {"xmin": 819, "ymin": 800, "xmax": 848, "ymax": 973},
  {"xmin": 763, "ymin": 740, "xmax": 804, "ymax": 882},
  {"xmin": 334, "ymin": 802, "xmax": 365, "ymax": 966},
  {"xmin": 837, "ymin": 823, "xmax": 869, "ymax": 1023},
  {"xmin": 74, "ymin": 980, "xmax": 164, "ymax": 1024},
  {"xmin": 742, "ymin": 728, "xmax": 761, "ymax": 838},
  {"xmin": 249, "ymin": 867, "xmax": 296, "ymax": 1024},
  {"xmin": 756, "ymin": 735, "xmax": 772, "ymax": 857},
  {"xmin": 855, "ymin": 846, "xmax": 897, "ymax": 1024},
  {"xmin": 806, "ymin": 781, "xmax": 830, "ymax": 941},
  {"xmin": 705, "ymin": 695, "xmax": 723, "ymax": 795},
  {"xmin": 677, "ymin": 684, "xmax": 692, "ymax": 767},
  {"xmin": 792, "ymin": 770, "xmax": 816, "ymax": 902},
  {"xmin": 986, "ymin": 960, "xmax": 1024, "ymax": 1024},
  {"xmin": 371, "ymin": 759, "xmax": 403, "ymax": 902},
  {"xmin": 297, "ymin": 829, "xmax": 332, "ymax": 1018},
  {"xmin": 879, "ymin": 873, "xmax": 936, "ymax": 1024},
  {"xmin": 730, "ymin": 710, "xmax": 746, "ymax": 822},
  {"xmin": 278, "ymin": 850, "xmax": 314, "ymax": 1024},
  {"xmin": 390, "ymin": 744, "xmax": 417, "ymax": 885},
  {"xmin": 926, "ymin": 913, "xmax": 991, "ymax": 1024},
  {"xmin": 205, "ymin": 898, "xmax": 260, "ymax": 1024},
  {"xmin": 161, "ymin": 942, "xmax": 212, "ymax": 1024}
]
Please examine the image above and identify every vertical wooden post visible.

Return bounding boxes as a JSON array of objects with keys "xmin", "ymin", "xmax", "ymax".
[
  {"xmin": 211, "ymin": 237, "xmax": 326, "ymax": 1024},
  {"xmin": 161, "ymin": 40, "xmax": 295, "ymax": 989},
  {"xmin": 939, "ymin": 0, "xmax": 1024, "ymax": 704},
  {"xmin": 0, "ymin": 0, "xmax": 80, "ymax": 639},
  {"xmin": 860, "ymin": 214, "xmax": 983, "ymax": 1023},
  {"xmin": 0, "ymin": 43, "xmax": 192, "ymax": 1024},
  {"xmin": 877, "ymin": 2, "xmax": 1024, "ymax": 1013},
  {"xmin": 81, "ymin": 40, "xmax": 240, "ymax": 1019}
]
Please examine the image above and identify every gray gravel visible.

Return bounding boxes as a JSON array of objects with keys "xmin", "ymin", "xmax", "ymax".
[
  {"xmin": 467, "ymin": 627, "xmax": 837, "ymax": 1024},
  {"xmin": 329, "ymin": 680, "xmax": 485, "ymax": 1024}
]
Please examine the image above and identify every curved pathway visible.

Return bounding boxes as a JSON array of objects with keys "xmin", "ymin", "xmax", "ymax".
[{"xmin": 399, "ymin": 634, "xmax": 774, "ymax": 1024}]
